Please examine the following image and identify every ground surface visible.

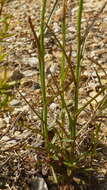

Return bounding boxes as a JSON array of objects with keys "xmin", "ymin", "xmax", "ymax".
[{"xmin": 0, "ymin": 0, "xmax": 107, "ymax": 189}]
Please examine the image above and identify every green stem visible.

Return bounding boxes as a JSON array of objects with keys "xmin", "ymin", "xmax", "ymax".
[
  {"xmin": 45, "ymin": 0, "xmax": 58, "ymax": 33},
  {"xmin": 74, "ymin": 0, "xmax": 84, "ymax": 139},
  {"xmin": 40, "ymin": 0, "xmax": 48, "ymax": 147},
  {"xmin": 61, "ymin": 0, "xmax": 67, "ymax": 129}
]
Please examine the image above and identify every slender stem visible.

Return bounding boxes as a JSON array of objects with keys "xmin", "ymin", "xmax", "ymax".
[
  {"xmin": 74, "ymin": 0, "xmax": 83, "ymax": 140},
  {"xmin": 61, "ymin": 0, "xmax": 66, "ymax": 90},
  {"xmin": 75, "ymin": 0, "xmax": 83, "ymax": 111},
  {"xmin": 61, "ymin": 0, "xmax": 67, "ymax": 130},
  {"xmin": 40, "ymin": 0, "xmax": 48, "ymax": 147},
  {"xmin": 45, "ymin": 0, "xmax": 59, "ymax": 33}
]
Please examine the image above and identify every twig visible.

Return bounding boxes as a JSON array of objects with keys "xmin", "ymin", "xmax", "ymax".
[
  {"xmin": 28, "ymin": 16, "xmax": 40, "ymax": 53},
  {"xmin": 16, "ymin": 88, "xmax": 46, "ymax": 124}
]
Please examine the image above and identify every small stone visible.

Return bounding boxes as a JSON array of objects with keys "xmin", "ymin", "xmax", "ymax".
[
  {"xmin": 14, "ymin": 131, "xmax": 21, "ymax": 136},
  {"xmin": 10, "ymin": 99, "xmax": 20, "ymax": 106},
  {"xmin": 50, "ymin": 64, "xmax": 57, "ymax": 74},
  {"xmin": 0, "ymin": 118, "xmax": 5, "ymax": 128},
  {"xmin": 28, "ymin": 57, "xmax": 39, "ymax": 68},
  {"xmin": 22, "ymin": 70, "xmax": 36, "ymax": 77},
  {"xmin": 68, "ymin": 26, "xmax": 76, "ymax": 33},
  {"xmin": 28, "ymin": 177, "xmax": 48, "ymax": 190},
  {"xmin": 1, "ymin": 136, "xmax": 10, "ymax": 141},
  {"xmin": 23, "ymin": 57, "xmax": 39, "ymax": 68},
  {"xmin": 4, "ymin": 117, "xmax": 10, "ymax": 124},
  {"xmin": 12, "ymin": 105, "xmax": 29, "ymax": 114},
  {"xmin": 50, "ymin": 103, "xmax": 57, "ymax": 110}
]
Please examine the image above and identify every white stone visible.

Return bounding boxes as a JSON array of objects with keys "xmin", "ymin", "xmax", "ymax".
[
  {"xmin": 22, "ymin": 70, "xmax": 36, "ymax": 77},
  {"xmin": 29, "ymin": 177, "xmax": 48, "ymax": 190},
  {"xmin": 50, "ymin": 103, "xmax": 57, "ymax": 110},
  {"xmin": 10, "ymin": 99, "xmax": 20, "ymax": 106},
  {"xmin": 27, "ymin": 57, "xmax": 39, "ymax": 67},
  {"xmin": 1, "ymin": 136, "xmax": 10, "ymax": 141}
]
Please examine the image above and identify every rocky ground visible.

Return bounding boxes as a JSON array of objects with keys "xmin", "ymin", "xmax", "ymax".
[{"xmin": 0, "ymin": 0, "xmax": 107, "ymax": 189}]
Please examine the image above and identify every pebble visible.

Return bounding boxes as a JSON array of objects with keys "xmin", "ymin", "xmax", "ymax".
[
  {"xmin": 50, "ymin": 103, "xmax": 57, "ymax": 110},
  {"xmin": 22, "ymin": 70, "xmax": 36, "ymax": 77},
  {"xmin": 1, "ymin": 136, "xmax": 10, "ymax": 141},
  {"xmin": 28, "ymin": 177, "xmax": 48, "ymax": 190},
  {"xmin": 28, "ymin": 57, "xmax": 39, "ymax": 68},
  {"xmin": 50, "ymin": 64, "xmax": 57, "ymax": 74},
  {"xmin": 22, "ymin": 57, "xmax": 39, "ymax": 68},
  {"xmin": 0, "ymin": 118, "xmax": 5, "ymax": 128},
  {"xmin": 10, "ymin": 99, "xmax": 21, "ymax": 106},
  {"xmin": 4, "ymin": 117, "xmax": 10, "ymax": 124}
]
